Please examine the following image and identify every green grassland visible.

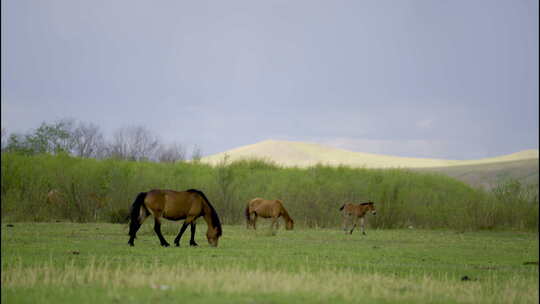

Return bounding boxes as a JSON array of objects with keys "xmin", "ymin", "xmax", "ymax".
[
  {"xmin": 1, "ymin": 152, "xmax": 538, "ymax": 303},
  {"xmin": 1, "ymin": 222, "xmax": 538, "ymax": 303}
]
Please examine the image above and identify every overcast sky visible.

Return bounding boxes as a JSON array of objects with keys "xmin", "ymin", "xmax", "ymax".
[{"xmin": 2, "ymin": 0, "xmax": 538, "ymax": 159}]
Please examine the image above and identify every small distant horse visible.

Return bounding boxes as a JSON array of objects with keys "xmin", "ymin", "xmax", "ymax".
[
  {"xmin": 47, "ymin": 189, "xmax": 109, "ymax": 221},
  {"xmin": 245, "ymin": 198, "xmax": 294, "ymax": 230},
  {"xmin": 340, "ymin": 202, "xmax": 377, "ymax": 235},
  {"xmin": 46, "ymin": 189, "xmax": 66, "ymax": 205},
  {"xmin": 88, "ymin": 192, "xmax": 109, "ymax": 221},
  {"xmin": 128, "ymin": 189, "xmax": 222, "ymax": 247}
]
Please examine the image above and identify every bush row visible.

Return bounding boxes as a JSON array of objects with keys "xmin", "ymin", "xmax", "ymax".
[{"xmin": 1, "ymin": 152, "xmax": 537, "ymax": 231}]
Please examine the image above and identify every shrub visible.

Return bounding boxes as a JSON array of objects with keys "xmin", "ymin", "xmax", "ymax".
[{"xmin": 1, "ymin": 152, "xmax": 537, "ymax": 231}]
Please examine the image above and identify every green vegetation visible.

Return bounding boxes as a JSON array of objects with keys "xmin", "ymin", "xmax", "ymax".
[
  {"xmin": 1, "ymin": 153, "xmax": 538, "ymax": 230},
  {"xmin": 1, "ymin": 223, "xmax": 538, "ymax": 303}
]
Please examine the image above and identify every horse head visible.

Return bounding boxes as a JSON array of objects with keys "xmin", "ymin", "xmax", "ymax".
[
  {"xmin": 286, "ymin": 218, "xmax": 294, "ymax": 230},
  {"xmin": 367, "ymin": 202, "xmax": 377, "ymax": 215},
  {"xmin": 206, "ymin": 226, "xmax": 221, "ymax": 247}
]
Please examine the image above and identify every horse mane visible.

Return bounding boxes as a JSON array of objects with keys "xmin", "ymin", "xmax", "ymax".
[
  {"xmin": 360, "ymin": 202, "xmax": 374, "ymax": 206},
  {"xmin": 277, "ymin": 200, "xmax": 293, "ymax": 222},
  {"xmin": 186, "ymin": 189, "xmax": 222, "ymax": 237}
]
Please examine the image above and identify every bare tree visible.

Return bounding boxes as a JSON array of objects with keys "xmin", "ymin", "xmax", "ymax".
[
  {"xmin": 191, "ymin": 144, "xmax": 203, "ymax": 162},
  {"xmin": 72, "ymin": 122, "xmax": 105, "ymax": 158},
  {"xmin": 108, "ymin": 126, "xmax": 160, "ymax": 161},
  {"xmin": 156, "ymin": 142, "xmax": 186, "ymax": 163}
]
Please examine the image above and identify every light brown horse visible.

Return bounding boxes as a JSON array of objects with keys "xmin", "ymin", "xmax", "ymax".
[
  {"xmin": 245, "ymin": 198, "xmax": 294, "ymax": 230},
  {"xmin": 340, "ymin": 202, "xmax": 377, "ymax": 235},
  {"xmin": 128, "ymin": 189, "xmax": 222, "ymax": 247}
]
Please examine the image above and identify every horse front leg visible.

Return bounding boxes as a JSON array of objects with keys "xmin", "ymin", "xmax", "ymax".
[
  {"xmin": 174, "ymin": 222, "xmax": 190, "ymax": 247},
  {"xmin": 154, "ymin": 218, "xmax": 170, "ymax": 247},
  {"xmin": 189, "ymin": 222, "xmax": 198, "ymax": 247},
  {"xmin": 349, "ymin": 217, "xmax": 358, "ymax": 234},
  {"xmin": 360, "ymin": 217, "xmax": 366, "ymax": 235},
  {"xmin": 273, "ymin": 217, "xmax": 279, "ymax": 230}
]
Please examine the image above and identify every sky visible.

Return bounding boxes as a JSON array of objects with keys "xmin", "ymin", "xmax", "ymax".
[{"xmin": 2, "ymin": 0, "xmax": 538, "ymax": 160}]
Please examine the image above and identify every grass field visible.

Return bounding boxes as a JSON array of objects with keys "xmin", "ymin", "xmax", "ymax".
[{"xmin": 2, "ymin": 221, "xmax": 538, "ymax": 303}]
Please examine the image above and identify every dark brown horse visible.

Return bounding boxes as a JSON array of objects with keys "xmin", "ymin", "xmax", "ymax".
[
  {"xmin": 245, "ymin": 198, "xmax": 294, "ymax": 230},
  {"xmin": 128, "ymin": 189, "xmax": 222, "ymax": 247},
  {"xmin": 340, "ymin": 202, "xmax": 377, "ymax": 235}
]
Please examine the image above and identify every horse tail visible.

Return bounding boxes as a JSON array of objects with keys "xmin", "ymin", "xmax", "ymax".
[
  {"xmin": 339, "ymin": 204, "xmax": 345, "ymax": 211},
  {"xmin": 187, "ymin": 189, "xmax": 222, "ymax": 237},
  {"xmin": 128, "ymin": 192, "xmax": 148, "ymax": 236}
]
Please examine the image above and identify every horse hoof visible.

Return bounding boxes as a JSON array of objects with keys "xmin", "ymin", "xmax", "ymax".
[
  {"xmin": 190, "ymin": 242, "xmax": 198, "ymax": 247},
  {"xmin": 174, "ymin": 243, "xmax": 180, "ymax": 247},
  {"xmin": 162, "ymin": 243, "xmax": 170, "ymax": 247}
]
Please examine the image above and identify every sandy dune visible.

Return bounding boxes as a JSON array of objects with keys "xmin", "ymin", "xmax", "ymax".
[{"xmin": 201, "ymin": 140, "xmax": 539, "ymax": 169}]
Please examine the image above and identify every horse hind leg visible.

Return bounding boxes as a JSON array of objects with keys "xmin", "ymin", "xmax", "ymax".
[
  {"xmin": 153, "ymin": 217, "xmax": 170, "ymax": 247},
  {"xmin": 246, "ymin": 212, "xmax": 253, "ymax": 229},
  {"xmin": 342, "ymin": 213, "xmax": 351, "ymax": 233},
  {"xmin": 128, "ymin": 222, "xmax": 140, "ymax": 246},
  {"xmin": 128, "ymin": 207, "xmax": 149, "ymax": 246},
  {"xmin": 246, "ymin": 211, "xmax": 253, "ymax": 229},
  {"xmin": 252, "ymin": 213, "xmax": 258, "ymax": 230}
]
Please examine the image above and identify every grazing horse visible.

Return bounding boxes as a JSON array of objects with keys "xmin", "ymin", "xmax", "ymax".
[
  {"xmin": 128, "ymin": 189, "xmax": 222, "ymax": 247},
  {"xmin": 340, "ymin": 202, "xmax": 377, "ymax": 235},
  {"xmin": 245, "ymin": 198, "xmax": 294, "ymax": 230}
]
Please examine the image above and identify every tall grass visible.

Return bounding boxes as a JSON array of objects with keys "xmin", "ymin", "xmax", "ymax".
[
  {"xmin": 3, "ymin": 260, "xmax": 537, "ymax": 304},
  {"xmin": 1, "ymin": 152, "xmax": 537, "ymax": 230}
]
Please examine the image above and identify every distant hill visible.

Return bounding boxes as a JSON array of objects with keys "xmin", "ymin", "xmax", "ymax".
[
  {"xmin": 414, "ymin": 158, "xmax": 539, "ymax": 189},
  {"xmin": 202, "ymin": 139, "xmax": 538, "ymax": 168},
  {"xmin": 201, "ymin": 140, "xmax": 539, "ymax": 188}
]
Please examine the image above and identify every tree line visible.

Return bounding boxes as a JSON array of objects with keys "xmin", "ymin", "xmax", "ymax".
[{"xmin": 1, "ymin": 119, "xmax": 202, "ymax": 162}]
